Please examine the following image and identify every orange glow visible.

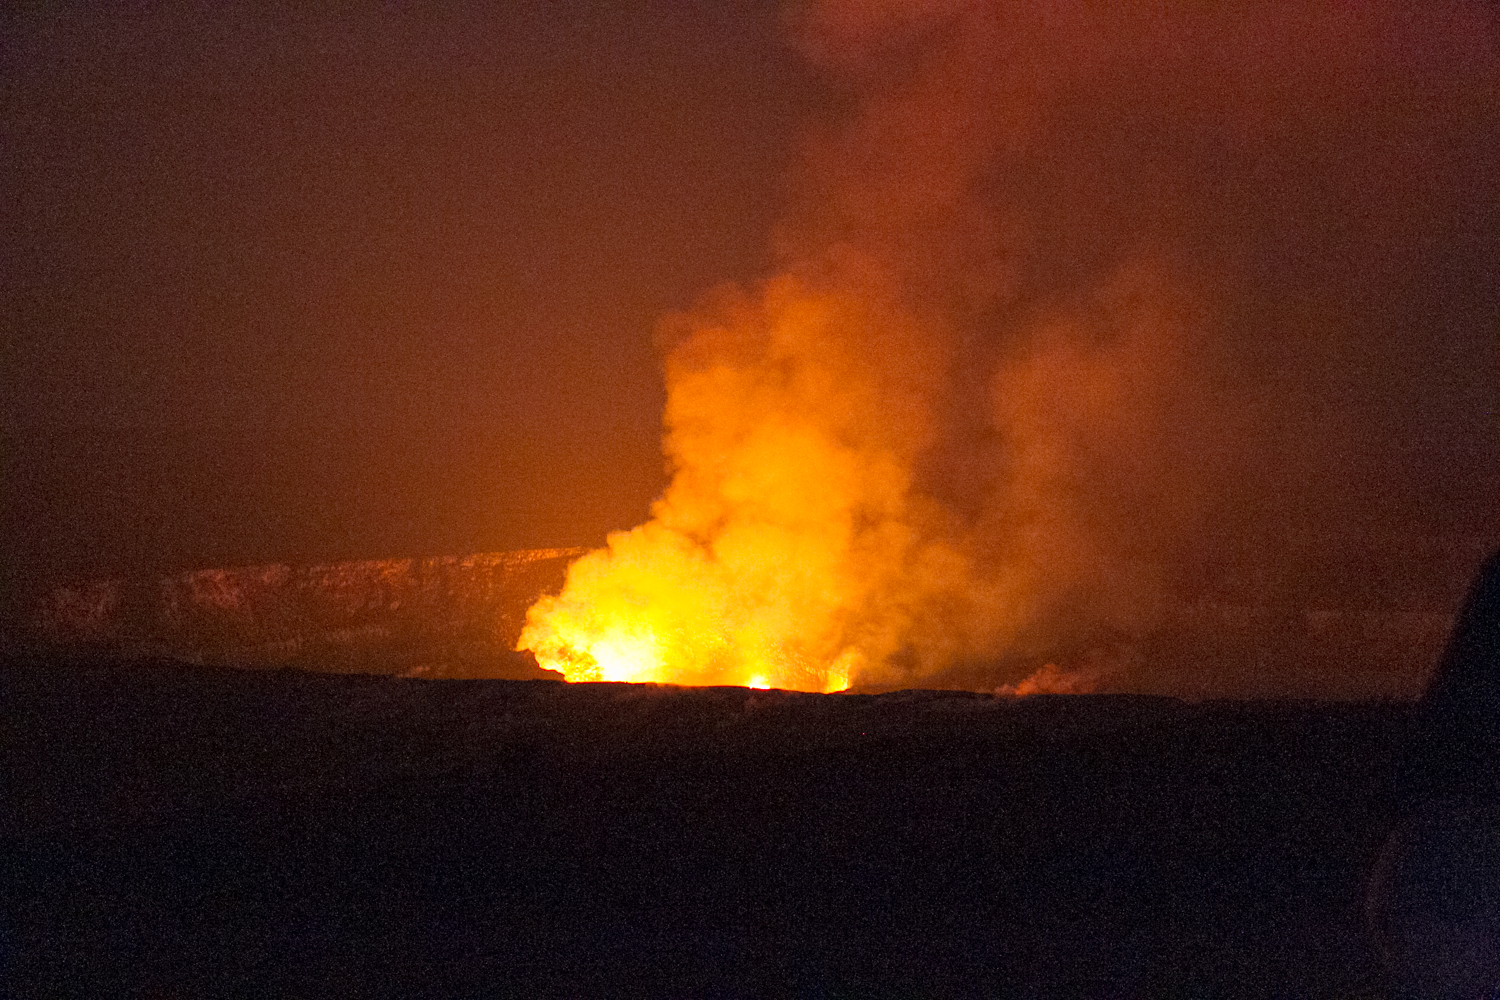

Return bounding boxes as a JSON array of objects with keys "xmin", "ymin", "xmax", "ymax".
[
  {"xmin": 995, "ymin": 662, "xmax": 1101, "ymax": 698},
  {"xmin": 518, "ymin": 268, "xmax": 979, "ymax": 692}
]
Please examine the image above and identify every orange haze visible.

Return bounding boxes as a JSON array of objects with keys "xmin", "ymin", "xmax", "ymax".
[{"xmin": 521, "ymin": 0, "xmax": 1499, "ymax": 693}]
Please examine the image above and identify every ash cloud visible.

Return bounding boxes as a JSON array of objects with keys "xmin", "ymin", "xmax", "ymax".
[
  {"xmin": 525, "ymin": 1, "xmax": 1499, "ymax": 696},
  {"xmin": 773, "ymin": 0, "xmax": 1500, "ymax": 689}
]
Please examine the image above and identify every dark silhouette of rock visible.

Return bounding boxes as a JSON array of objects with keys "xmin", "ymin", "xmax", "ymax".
[
  {"xmin": 1368, "ymin": 548, "xmax": 1500, "ymax": 999},
  {"xmin": 1400, "ymin": 547, "xmax": 1500, "ymax": 807},
  {"xmin": 1422, "ymin": 547, "xmax": 1500, "ymax": 741}
]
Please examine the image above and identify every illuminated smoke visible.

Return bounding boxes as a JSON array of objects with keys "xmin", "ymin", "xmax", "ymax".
[{"xmin": 522, "ymin": 1, "xmax": 1499, "ymax": 693}]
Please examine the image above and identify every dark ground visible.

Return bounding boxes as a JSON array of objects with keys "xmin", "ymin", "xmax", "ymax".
[{"xmin": 2, "ymin": 655, "xmax": 1420, "ymax": 998}]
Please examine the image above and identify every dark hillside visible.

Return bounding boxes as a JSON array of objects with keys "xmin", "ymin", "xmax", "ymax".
[{"xmin": 3, "ymin": 656, "xmax": 1420, "ymax": 998}]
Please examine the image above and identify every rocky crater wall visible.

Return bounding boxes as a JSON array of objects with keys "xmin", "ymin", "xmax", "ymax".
[{"xmin": 23, "ymin": 549, "xmax": 583, "ymax": 679}]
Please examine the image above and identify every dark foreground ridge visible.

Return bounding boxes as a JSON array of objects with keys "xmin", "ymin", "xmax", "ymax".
[{"xmin": 4, "ymin": 654, "xmax": 1417, "ymax": 998}]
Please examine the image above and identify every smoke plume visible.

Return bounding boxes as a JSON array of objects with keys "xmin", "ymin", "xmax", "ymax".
[{"xmin": 521, "ymin": 1, "xmax": 1499, "ymax": 695}]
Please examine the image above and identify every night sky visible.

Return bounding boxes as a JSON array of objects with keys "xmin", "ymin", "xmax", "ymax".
[
  {"xmin": 4, "ymin": 3, "xmax": 816, "ymax": 590},
  {"xmin": 4, "ymin": 2, "xmax": 1497, "ymax": 612}
]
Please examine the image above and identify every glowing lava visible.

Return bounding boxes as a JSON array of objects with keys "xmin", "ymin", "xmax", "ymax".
[{"xmin": 517, "ymin": 271, "xmax": 975, "ymax": 693}]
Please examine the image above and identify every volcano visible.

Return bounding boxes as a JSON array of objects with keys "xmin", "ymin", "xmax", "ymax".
[{"xmin": 6, "ymin": 550, "xmax": 1497, "ymax": 996}]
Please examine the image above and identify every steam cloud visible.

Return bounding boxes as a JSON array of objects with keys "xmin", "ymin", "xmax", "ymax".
[{"xmin": 522, "ymin": 1, "xmax": 1499, "ymax": 694}]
